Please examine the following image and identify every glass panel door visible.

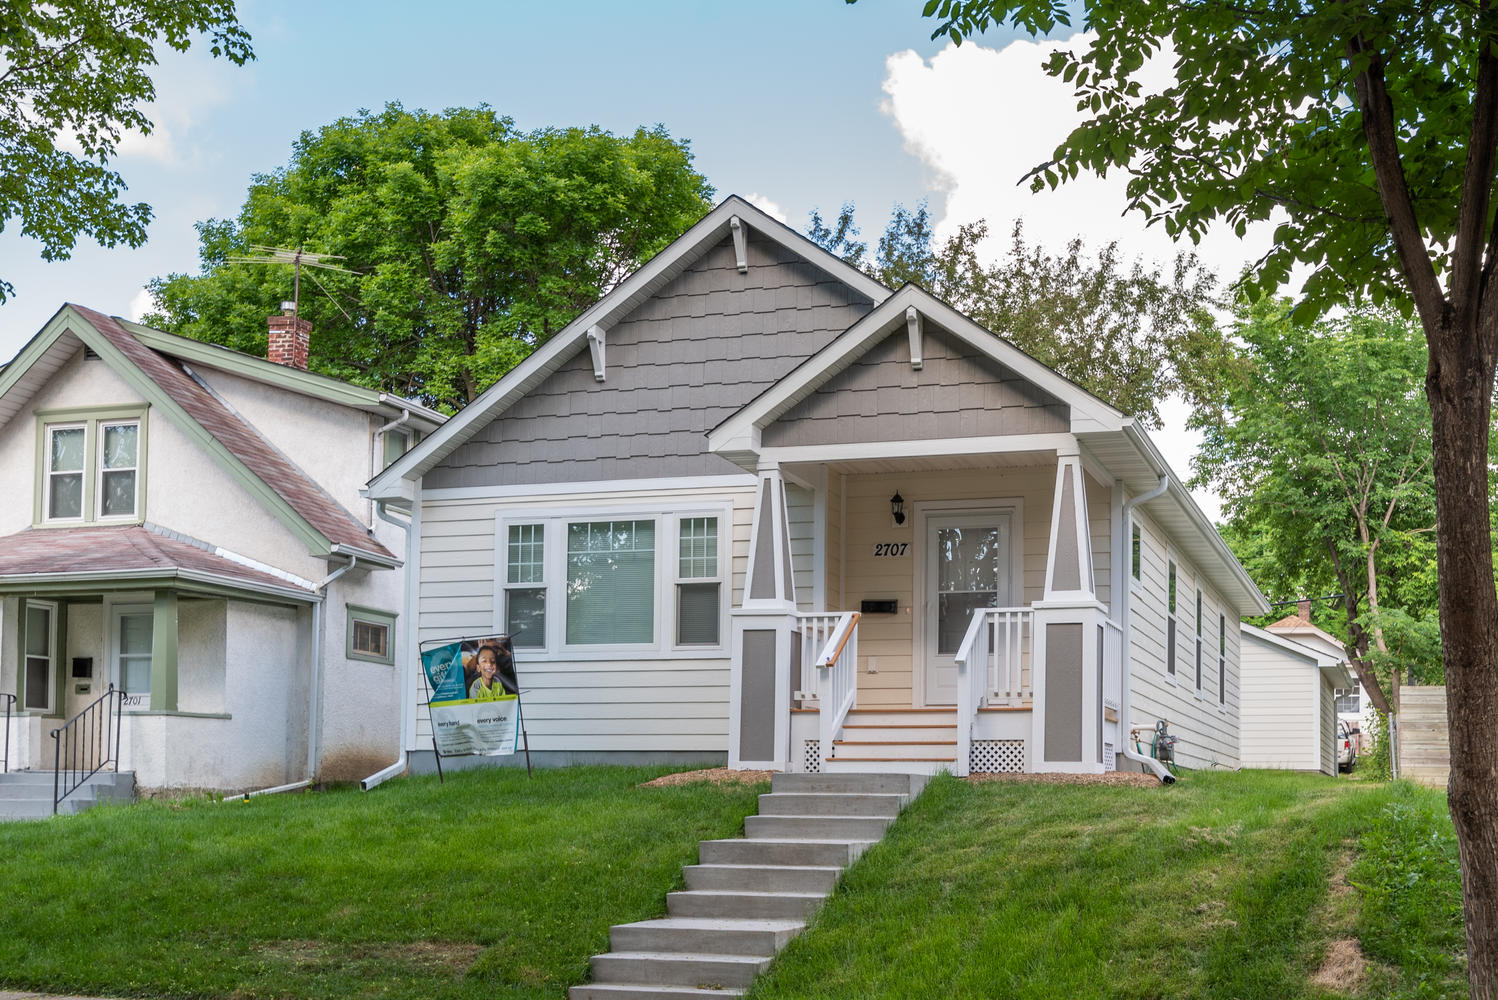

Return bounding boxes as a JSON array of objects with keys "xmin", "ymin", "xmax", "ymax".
[
  {"xmin": 924, "ymin": 512, "xmax": 1011, "ymax": 705},
  {"xmin": 112, "ymin": 606, "xmax": 153, "ymax": 701},
  {"xmin": 23, "ymin": 602, "xmax": 56, "ymax": 713}
]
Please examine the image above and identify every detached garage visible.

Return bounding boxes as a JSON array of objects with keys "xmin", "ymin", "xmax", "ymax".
[{"xmin": 1240, "ymin": 624, "xmax": 1352, "ymax": 774}]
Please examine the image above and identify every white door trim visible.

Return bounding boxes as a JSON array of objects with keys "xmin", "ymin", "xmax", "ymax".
[{"xmin": 911, "ymin": 498, "xmax": 1024, "ymax": 708}]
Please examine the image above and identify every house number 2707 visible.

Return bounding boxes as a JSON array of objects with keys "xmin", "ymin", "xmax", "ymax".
[{"xmin": 872, "ymin": 543, "xmax": 909, "ymax": 557}]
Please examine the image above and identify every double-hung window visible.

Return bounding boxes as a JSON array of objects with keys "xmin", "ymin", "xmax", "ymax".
[
  {"xmin": 37, "ymin": 407, "xmax": 146, "ymax": 524},
  {"xmin": 1130, "ymin": 522, "xmax": 1142, "ymax": 583},
  {"xmin": 1194, "ymin": 589, "xmax": 1204, "ymax": 693},
  {"xmin": 1218, "ymin": 612, "xmax": 1228, "ymax": 708},
  {"xmin": 498, "ymin": 506, "xmax": 728, "ymax": 656},
  {"xmin": 1166, "ymin": 559, "xmax": 1178, "ymax": 678}
]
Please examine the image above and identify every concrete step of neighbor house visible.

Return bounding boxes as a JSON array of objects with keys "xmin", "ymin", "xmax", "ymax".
[
  {"xmin": 570, "ymin": 772, "xmax": 926, "ymax": 1000},
  {"xmin": 0, "ymin": 770, "xmax": 134, "ymax": 820}
]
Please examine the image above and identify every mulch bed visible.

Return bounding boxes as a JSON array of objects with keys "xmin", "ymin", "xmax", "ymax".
[{"xmin": 641, "ymin": 767, "xmax": 1164, "ymax": 788}]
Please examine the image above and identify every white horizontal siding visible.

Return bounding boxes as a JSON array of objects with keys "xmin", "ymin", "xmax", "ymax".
[
  {"xmin": 1128, "ymin": 508, "xmax": 1241, "ymax": 769},
  {"xmin": 1239, "ymin": 635, "xmax": 1318, "ymax": 770},
  {"xmin": 407, "ymin": 483, "xmax": 756, "ymax": 752}
]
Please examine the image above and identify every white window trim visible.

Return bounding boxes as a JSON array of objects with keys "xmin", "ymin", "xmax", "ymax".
[
  {"xmin": 22, "ymin": 599, "xmax": 58, "ymax": 714},
  {"xmin": 43, "ymin": 422, "xmax": 87, "ymax": 524},
  {"xmin": 95, "ymin": 419, "xmax": 141, "ymax": 522},
  {"xmin": 494, "ymin": 501, "xmax": 732, "ymax": 662},
  {"xmin": 672, "ymin": 513, "xmax": 728, "ymax": 651},
  {"xmin": 1129, "ymin": 519, "xmax": 1143, "ymax": 591},
  {"xmin": 1218, "ymin": 609, "xmax": 1229, "ymax": 713}
]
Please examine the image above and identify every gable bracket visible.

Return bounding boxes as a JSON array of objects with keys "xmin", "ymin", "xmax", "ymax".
[
  {"xmin": 587, "ymin": 324, "xmax": 607, "ymax": 382},
  {"xmin": 906, "ymin": 306, "xmax": 923, "ymax": 370},
  {"xmin": 730, "ymin": 215, "xmax": 749, "ymax": 273}
]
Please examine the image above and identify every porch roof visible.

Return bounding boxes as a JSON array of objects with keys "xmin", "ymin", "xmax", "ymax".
[{"xmin": 0, "ymin": 525, "xmax": 318, "ymax": 603}]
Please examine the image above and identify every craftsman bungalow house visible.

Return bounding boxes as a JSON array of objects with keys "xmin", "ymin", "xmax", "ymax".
[
  {"xmin": 0, "ymin": 305, "xmax": 442, "ymax": 797},
  {"xmin": 367, "ymin": 196, "xmax": 1268, "ymax": 776}
]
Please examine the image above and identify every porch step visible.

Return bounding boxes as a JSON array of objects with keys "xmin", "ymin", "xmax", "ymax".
[
  {"xmin": 0, "ymin": 770, "xmax": 134, "ymax": 820},
  {"xmin": 840, "ymin": 708, "xmax": 957, "ymax": 726},
  {"xmin": 571, "ymin": 773, "xmax": 926, "ymax": 1000}
]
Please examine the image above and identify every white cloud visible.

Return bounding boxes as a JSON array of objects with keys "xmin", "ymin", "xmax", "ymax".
[
  {"xmin": 880, "ymin": 37, "xmax": 1273, "ymax": 525},
  {"xmin": 746, "ymin": 193, "xmax": 788, "ymax": 223},
  {"xmin": 127, "ymin": 287, "xmax": 155, "ymax": 322}
]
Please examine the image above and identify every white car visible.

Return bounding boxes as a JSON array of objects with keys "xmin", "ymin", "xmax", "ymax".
[{"xmin": 1337, "ymin": 721, "xmax": 1358, "ymax": 772}]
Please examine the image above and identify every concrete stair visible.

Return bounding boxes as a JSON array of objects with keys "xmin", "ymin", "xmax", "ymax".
[
  {"xmin": 571, "ymin": 771, "xmax": 927, "ymax": 1000},
  {"xmin": 825, "ymin": 708, "xmax": 957, "ymax": 774},
  {"xmin": 0, "ymin": 770, "xmax": 135, "ymax": 820}
]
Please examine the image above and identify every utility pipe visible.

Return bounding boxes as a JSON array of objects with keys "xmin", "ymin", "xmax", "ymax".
[
  {"xmin": 369, "ymin": 407, "xmax": 412, "ymax": 526},
  {"xmin": 1119, "ymin": 475, "xmax": 1176, "ymax": 784},
  {"xmin": 362, "ymin": 498, "xmax": 415, "ymax": 791},
  {"xmin": 220, "ymin": 778, "xmax": 314, "ymax": 802}
]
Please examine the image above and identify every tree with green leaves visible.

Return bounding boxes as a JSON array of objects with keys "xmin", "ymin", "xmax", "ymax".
[
  {"xmin": 147, "ymin": 104, "xmax": 713, "ymax": 411},
  {"xmin": 808, "ymin": 201, "xmax": 1230, "ymax": 426},
  {"xmin": 901, "ymin": 2, "xmax": 1498, "ymax": 987},
  {"xmin": 0, "ymin": 0, "xmax": 253, "ymax": 303},
  {"xmin": 1194, "ymin": 303, "xmax": 1443, "ymax": 719}
]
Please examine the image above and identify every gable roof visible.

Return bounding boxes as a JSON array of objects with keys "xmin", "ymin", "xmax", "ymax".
[
  {"xmin": 0, "ymin": 525, "xmax": 317, "ymax": 603},
  {"xmin": 0, "ymin": 304, "xmax": 395, "ymax": 564},
  {"xmin": 115, "ymin": 319, "xmax": 445, "ymax": 430},
  {"xmin": 1242, "ymin": 623, "xmax": 1353, "ymax": 688},
  {"xmin": 365, "ymin": 195, "xmax": 891, "ymax": 500},
  {"xmin": 707, "ymin": 282, "xmax": 1127, "ymax": 460}
]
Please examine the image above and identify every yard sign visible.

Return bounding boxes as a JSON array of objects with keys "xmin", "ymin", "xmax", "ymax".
[{"xmin": 420, "ymin": 635, "xmax": 520, "ymax": 757}]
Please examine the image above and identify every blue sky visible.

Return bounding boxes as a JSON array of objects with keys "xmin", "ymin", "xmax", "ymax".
[{"xmin": 1, "ymin": 1, "xmax": 1270, "ymax": 514}]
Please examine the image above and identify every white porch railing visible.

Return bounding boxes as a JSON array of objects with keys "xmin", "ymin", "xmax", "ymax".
[
  {"xmin": 954, "ymin": 606, "xmax": 1035, "ymax": 777},
  {"xmin": 1102, "ymin": 617, "xmax": 1123, "ymax": 715},
  {"xmin": 794, "ymin": 611, "xmax": 860, "ymax": 766}
]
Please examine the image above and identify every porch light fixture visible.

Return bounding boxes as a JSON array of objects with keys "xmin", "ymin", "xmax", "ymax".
[{"xmin": 890, "ymin": 492, "xmax": 906, "ymax": 526}]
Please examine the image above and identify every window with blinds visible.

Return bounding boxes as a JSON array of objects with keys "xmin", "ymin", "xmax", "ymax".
[{"xmin": 566, "ymin": 520, "xmax": 656, "ymax": 645}]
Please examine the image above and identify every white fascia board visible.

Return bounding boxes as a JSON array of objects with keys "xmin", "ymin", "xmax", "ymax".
[
  {"xmin": 759, "ymin": 432, "xmax": 1078, "ymax": 467},
  {"xmin": 1242, "ymin": 623, "xmax": 1329, "ymax": 664},
  {"xmin": 709, "ymin": 285, "xmax": 1126, "ymax": 454},
  {"xmin": 369, "ymin": 195, "xmax": 891, "ymax": 496}
]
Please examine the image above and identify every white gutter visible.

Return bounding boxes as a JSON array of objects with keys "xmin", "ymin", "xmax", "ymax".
[
  {"xmin": 370, "ymin": 407, "xmax": 412, "ymax": 526},
  {"xmin": 1120, "ymin": 476, "xmax": 1176, "ymax": 784},
  {"xmin": 362, "ymin": 498, "xmax": 415, "ymax": 791},
  {"xmin": 308, "ymin": 555, "xmax": 358, "ymax": 784}
]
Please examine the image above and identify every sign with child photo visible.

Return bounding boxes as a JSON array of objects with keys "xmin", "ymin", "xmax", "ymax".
[{"xmin": 420, "ymin": 635, "xmax": 520, "ymax": 757}]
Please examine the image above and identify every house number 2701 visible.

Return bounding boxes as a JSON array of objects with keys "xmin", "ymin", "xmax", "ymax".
[{"xmin": 872, "ymin": 543, "xmax": 909, "ymax": 557}]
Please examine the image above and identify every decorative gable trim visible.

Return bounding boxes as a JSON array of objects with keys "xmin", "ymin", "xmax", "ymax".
[
  {"xmin": 366, "ymin": 195, "xmax": 892, "ymax": 499},
  {"xmin": 587, "ymin": 325, "xmax": 607, "ymax": 382},
  {"xmin": 730, "ymin": 215, "xmax": 749, "ymax": 273},
  {"xmin": 906, "ymin": 306, "xmax": 923, "ymax": 370}
]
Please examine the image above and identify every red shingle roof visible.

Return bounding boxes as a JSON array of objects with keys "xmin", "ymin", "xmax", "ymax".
[
  {"xmin": 69, "ymin": 305, "xmax": 393, "ymax": 561},
  {"xmin": 0, "ymin": 525, "xmax": 314, "ymax": 597}
]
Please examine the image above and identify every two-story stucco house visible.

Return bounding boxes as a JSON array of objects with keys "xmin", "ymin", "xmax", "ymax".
[
  {"xmin": 0, "ymin": 304, "xmax": 443, "ymax": 802},
  {"xmin": 366, "ymin": 196, "xmax": 1269, "ymax": 779}
]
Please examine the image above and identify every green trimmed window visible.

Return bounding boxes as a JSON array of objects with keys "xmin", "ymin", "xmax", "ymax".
[
  {"xmin": 36, "ymin": 406, "xmax": 147, "ymax": 524},
  {"xmin": 347, "ymin": 606, "xmax": 397, "ymax": 664}
]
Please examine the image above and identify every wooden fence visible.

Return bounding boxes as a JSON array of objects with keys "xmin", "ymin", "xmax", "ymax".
[{"xmin": 1398, "ymin": 685, "xmax": 1449, "ymax": 789}]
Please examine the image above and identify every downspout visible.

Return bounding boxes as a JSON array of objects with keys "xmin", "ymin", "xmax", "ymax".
[
  {"xmin": 309, "ymin": 555, "xmax": 358, "ymax": 784},
  {"xmin": 362, "ymin": 498, "xmax": 414, "ymax": 790},
  {"xmin": 370, "ymin": 407, "xmax": 412, "ymax": 527},
  {"xmin": 1120, "ymin": 476, "xmax": 1175, "ymax": 784}
]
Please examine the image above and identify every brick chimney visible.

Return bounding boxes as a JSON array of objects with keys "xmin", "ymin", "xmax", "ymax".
[
  {"xmin": 1297, "ymin": 598, "xmax": 1313, "ymax": 622},
  {"xmin": 267, "ymin": 307, "xmax": 311, "ymax": 370}
]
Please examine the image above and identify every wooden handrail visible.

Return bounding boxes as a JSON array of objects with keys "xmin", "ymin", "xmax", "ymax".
[{"xmin": 816, "ymin": 612, "xmax": 861, "ymax": 668}]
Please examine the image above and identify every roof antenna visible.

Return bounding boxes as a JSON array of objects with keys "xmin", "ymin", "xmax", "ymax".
[{"xmin": 224, "ymin": 246, "xmax": 360, "ymax": 322}]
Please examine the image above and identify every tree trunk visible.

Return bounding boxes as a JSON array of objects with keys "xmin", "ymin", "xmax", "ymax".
[{"xmin": 1427, "ymin": 317, "xmax": 1498, "ymax": 999}]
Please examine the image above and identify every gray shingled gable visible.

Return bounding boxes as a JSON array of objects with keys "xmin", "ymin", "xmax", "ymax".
[
  {"xmin": 760, "ymin": 323, "xmax": 1069, "ymax": 447},
  {"xmin": 425, "ymin": 230, "xmax": 875, "ymax": 489}
]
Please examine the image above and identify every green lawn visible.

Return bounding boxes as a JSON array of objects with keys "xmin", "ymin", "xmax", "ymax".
[
  {"xmin": 0, "ymin": 765, "xmax": 766, "ymax": 1000},
  {"xmin": 747, "ymin": 771, "xmax": 1465, "ymax": 1000},
  {"xmin": 0, "ymin": 768, "xmax": 1465, "ymax": 1000}
]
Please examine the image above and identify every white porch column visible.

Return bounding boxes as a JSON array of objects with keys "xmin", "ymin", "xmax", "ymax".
[
  {"xmin": 1032, "ymin": 450, "xmax": 1107, "ymax": 773},
  {"xmin": 729, "ymin": 464, "xmax": 798, "ymax": 770}
]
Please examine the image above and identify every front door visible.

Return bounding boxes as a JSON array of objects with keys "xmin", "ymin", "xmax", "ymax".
[{"xmin": 923, "ymin": 512, "xmax": 1011, "ymax": 705}]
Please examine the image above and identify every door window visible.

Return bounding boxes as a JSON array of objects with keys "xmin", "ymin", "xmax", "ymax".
[
  {"xmin": 935, "ymin": 526, "xmax": 1001, "ymax": 654},
  {"xmin": 23, "ymin": 601, "xmax": 56, "ymax": 713},
  {"xmin": 115, "ymin": 609, "xmax": 153, "ymax": 697}
]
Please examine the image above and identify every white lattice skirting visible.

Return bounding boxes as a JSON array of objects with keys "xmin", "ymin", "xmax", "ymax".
[
  {"xmin": 802, "ymin": 740, "xmax": 821, "ymax": 773},
  {"xmin": 970, "ymin": 739, "xmax": 1025, "ymax": 774}
]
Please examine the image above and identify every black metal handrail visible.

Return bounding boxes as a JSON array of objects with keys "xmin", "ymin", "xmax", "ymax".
[
  {"xmin": 1, "ymin": 692, "xmax": 14, "ymax": 774},
  {"xmin": 50, "ymin": 683, "xmax": 125, "ymax": 815}
]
